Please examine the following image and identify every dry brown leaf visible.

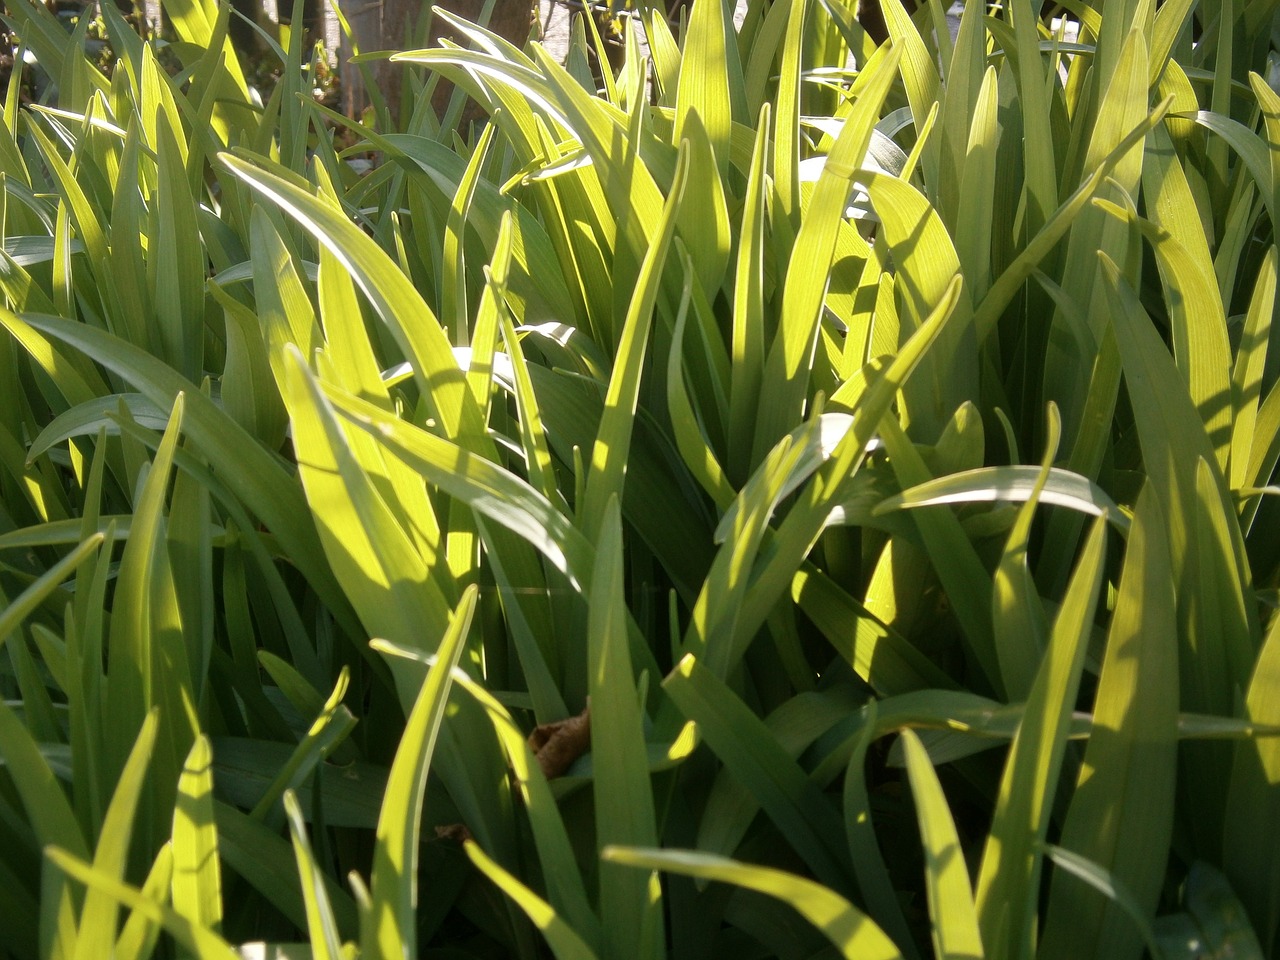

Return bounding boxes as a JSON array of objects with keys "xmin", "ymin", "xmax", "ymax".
[{"xmin": 527, "ymin": 705, "xmax": 591, "ymax": 780}]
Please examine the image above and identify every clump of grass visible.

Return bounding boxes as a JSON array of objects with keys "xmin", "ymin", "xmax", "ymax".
[{"xmin": 1, "ymin": 1, "xmax": 1279, "ymax": 958}]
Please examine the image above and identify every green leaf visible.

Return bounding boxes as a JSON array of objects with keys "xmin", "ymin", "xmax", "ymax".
[
  {"xmin": 663, "ymin": 654, "xmax": 851, "ymax": 889},
  {"xmin": 988, "ymin": 406, "xmax": 1059, "ymax": 701},
  {"xmin": 754, "ymin": 42, "xmax": 902, "ymax": 458},
  {"xmin": 247, "ymin": 669, "xmax": 357, "ymax": 821},
  {"xmin": 465, "ymin": 841, "xmax": 599, "ymax": 960},
  {"xmin": 171, "ymin": 734, "xmax": 221, "ymax": 933},
  {"xmin": 46, "ymin": 846, "xmax": 240, "ymax": 960},
  {"xmin": 976, "ymin": 519, "xmax": 1108, "ymax": 960},
  {"xmin": 675, "ymin": 0, "xmax": 741, "ymax": 173},
  {"xmin": 218, "ymin": 152, "xmax": 484, "ymax": 444},
  {"xmin": 1231, "ymin": 247, "xmax": 1277, "ymax": 496},
  {"xmin": 732, "ymin": 275, "xmax": 964, "ymax": 662},
  {"xmin": 364, "ymin": 585, "xmax": 476, "ymax": 960},
  {"xmin": 280, "ymin": 347, "xmax": 456, "ymax": 682},
  {"xmin": 1040, "ymin": 485, "xmax": 1179, "ymax": 960},
  {"xmin": 673, "ymin": 109, "xmax": 732, "ymax": 299},
  {"xmin": 1224, "ymin": 600, "xmax": 1280, "ymax": 947},
  {"xmin": 874, "ymin": 464, "xmax": 1129, "ymax": 532},
  {"xmin": 104, "ymin": 393, "xmax": 193, "ymax": 814},
  {"xmin": 0, "ymin": 533, "xmax": 103, "ymax": 650},
  {"xmin": 283, "ymin": 791, "xmax": 343, "ymax": 960},
  {"xmin": 1043, "ymin": 845, "xmax": 1167, "ymax": 960},
  {"xmin": 73, "ymin": 711, "xmax": 160, "ymax": 960},
  {"xmin": 114, "ymin": 843, "xmax": 174, "ymax": 960},
  {"xmin": 970, "ymin": 98, "xmax": 1171, "ymax": 343},
  {"xmin": 149, "ymin": 108, "xmax": 204, "ymax": 382},
  {"xmin": 900, "ymin": 728, "xmax": 984, "ymax": 960},
  {"xmin": 603, "ymin": 848, "xmax": 903, "ymax": 960},
  {"xmin": 318, "ymin": 374, "xmax": 595, "ymax": 595},
  {"xmin": 589, "ymin": 498, "xmax": 662, "ymax": 960},
  {"xmin": 1, "ymin": 311, "xmax": 351, "ymax": 636},
  {"xmin": 579, "ymin": 145, "xmax": 687, "ymax": 543}
]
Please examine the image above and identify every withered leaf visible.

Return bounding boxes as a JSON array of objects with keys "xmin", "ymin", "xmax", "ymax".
[{"xmin": 527, "ymin": 705, "xmax": 591, "ymax": 780}]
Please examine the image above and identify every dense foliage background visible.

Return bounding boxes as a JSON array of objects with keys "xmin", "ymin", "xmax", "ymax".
[{"xmin": 2, "ymin": 0, "xmax": 1280, "ymax": 957}]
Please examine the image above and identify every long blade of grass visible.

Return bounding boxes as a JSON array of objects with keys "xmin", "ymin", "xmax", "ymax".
[
  {"xmin": 1039, "ymin": 485, "xmax": 1179, "ymax": 960},
  {"xmin": 874, "ymin": 464, "xmax": 1129, "ymax": 532},
  {"xmin": 0, "ymin": 533, "xmax": 103, "ymax": 648},
  {"xmin": 900, "ymin": 728, "xmax": 984, "ymax": 960},
  {"xmin": 579, "ymin": 147, "xmax": 687, "ymax": 542},
  {"xmin": 364, "ymin": 584, "xmax": 476, "ymax": 960},
  {"xmin": 1231, "ymin": 247, "xmax": 1277, "ymax": 494},
  {"xmin": 280, "ymin": 344, "xmax": 456, "ymax": 677},
  {"xmin": 319, "ymin": 375, "xmax": 595, "ymax": 593},
  {"xmin": 282, "ymin": 790, "xmax": 342, "ymax": 960},
  {"xmin": 603, "ymin": 847, "xmax": 902, "ymax": 960},
  {"xmin": 589, "ymin": 497, "xmax": 663, "ymax": 960},
  {"xmin": 975, "ymin": 519, "xmax": 1108, "ymax": 960},
  {"xmin": 170, "ymin": 734, "xmax": 222, "ymax": 933},
  {"xmin": 1, "ymin": 310, "xmax": 350, "ymax": 631},
  {"xmin": 663, "ymin": 653, "xmax": 852, "ymax": 889},
  {"xmin": 73, "ymin": 710, "xmax": 160, "ymax": 960},
  {"xmin": 466, "ymin": 838, "xmax": 599, "ymax": 960},
  {"xmin": 754, "ymin": 43, "xmax": 902, "ymax": 458},
  {"xmin": 104, "ymin": 392, "xmax": 188, "ymax": 792},
  {"xmin": 46, "ymin": 847, "xmax": 240, "ymax": 960},
  {"xmin": 1224, "ymin": 598, "xmax": 1280, "ymax": 946},
  {"xmin": 218, "ymin": 152, "xmax": 484, "ymax": 443}
]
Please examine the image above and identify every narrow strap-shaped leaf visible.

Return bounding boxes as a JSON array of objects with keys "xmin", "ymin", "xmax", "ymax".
[
  {"xmin": 580, "ymin": 147, "xmax": 687, "ymax": 542},
  {"xmin": 281, "ymin": 348, "xmax": 457, "ymax": 666},
  {"xmin": 755, "ymin": 43, "xmax": 902, "ymax": 459},
  {"xmin": 604, "ymin": 847, "xmax": 902, "ymax": 960},
  {"xmin": 842, "ymin": 700, "xmax": 920, "ymax": 959},
  {"xmin": 247, "ymin": 669, "xmax": 356, "ymax": 822},
  {"xmin": 283, "ymin": 791, "xmax": 343, "ymax": 960},
  {"xmin": 171, "ymin": 738, "xmax": 222, "ymax": 933},
  {"xmin": 320, "ymin": 376, "xmax": 596, "ymax": 593},
  {"xmin": 113, "ymin": 843, "xmax": 174, "ymax": 960},
  {"xmin": 46, "ymin": 847, "xmax": 240, "ymax": 960},
  {"xmin": 1231, "ymin": 247, "xmax": 1277, "ymax": 493},
  {"xmin": 73, "ymin": 711, "xmax": 160, "ymax": 960},
  {"xmin": 590, "ymin": 498, "xmax": 663, "ymax": 960},
  {"xmin": 666, "ymin": 248, "xmax": 735, "ymax": 508},
  {"xmin": 664, "ymin": 654, "xmax": 853, "ymax": 889},
  {"xmin": 1039, "ymin": 485, "xmax": 1179, "ymax": 960},
  {"xmin": 877, "ymin": 415, "xmax": 999, "ymax": 686},
  {"xmin": 22, "ymin": 121, "xmax": 109, "ymax": 280},
  {"xmin": 1224, "ymin": 605, "xmax": 1280, "ymax": 949},
  {"xmin": 729, "ymin": 104, "xmax": 770, "ymax": 481},
  {"xmin": 879, "ymin": 0, "xmax": 942, "ymax": 192},
  {"xmin": 365, "ymin": 584, "xmax": 476, "ymax": 960},
  {"xmin": 675, "ymin": 0, "xmax": 742, "ymax": 176},
  {"xmin": 989, "ymin": 406, "xmax": 1060, "ymax": 700},
  {"xmin": 3, "ymin": 311, "xmax": 351, "ymax": 634},
  {"xmin": 875, "ymin": 464, "xmax": 1129, "ymax": 532},
  {"xmin": 975, "ymin": 516, "xmax": 1107, "ymax": 960},
  {"xmin": 0, "ymin": 533, "xmax": 103, "ymax": 649},
  {"xmin": 900, "ymin": 728, "xmax": 985, "ymax": 960},
  {"xmin": 219, "ymin": 152, "xmax": 484, "ymax": 444},
  {"xmin": 104, "ymin": 393, "xmax": 185, "ymax": 784},
  {"xmin": 465, "ymin": 841, "xmax": 599, "ymax": 960},
  {"xmin": 735, "ymin": 277, "xmax": 962, "ymax": 661},
  {"xmin": 443, "ymin": 121, "xmax": 496, "ymax": 347}
]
